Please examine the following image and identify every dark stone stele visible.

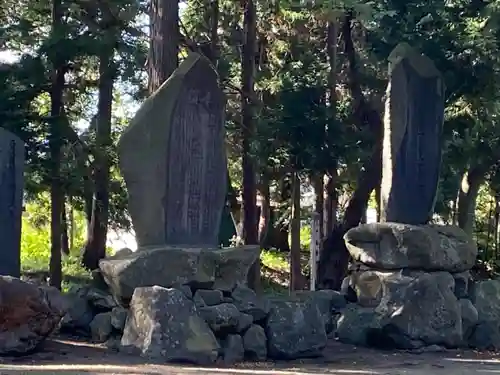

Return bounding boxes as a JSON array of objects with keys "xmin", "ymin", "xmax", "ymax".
[
  {"xmin": 380, "ymin": 43, "xmax": 446, "ymax": 225},
  {"xmin": 0, "ymin": 128, "xmax": 24, "ymax": 277},
  {"xmin": 118, "ymin": 53, "xmax": 227, "ymax": 248}
]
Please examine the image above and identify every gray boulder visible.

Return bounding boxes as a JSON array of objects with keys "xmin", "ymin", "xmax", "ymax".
[
  {"xmin": 336, "ymin": 305, "xmax": 381, "ymax": 347},
  {"xmin": 460, "ymin": 299, "xmax": 478, "ymax": 342},
  {"xmin": 469, "ymin": 321, "xmax": 500, "ymax": 350},
  {"xmin": 265, "ymin": 300, "xmax": 327, "ymax": 359},
  {"xmin": 60, "ymin": 292, "xmax": 94, "ymax": 334},
  {"xmin": 198, "ymin": 303, "xmax": 241, "ymax": 334},
  {"xmin": 0, "ymin": 276, "xmax": 67, "ymax": 355},
  {"xmin": 222, "ymin": 334, "xmax": 244, "ymax": 364},
  {"xmin": 242, "ymin": 324, "xmax": 267, "ymax": 360},
  {"xmin": 120, "ymin": 286, "xmax": 219, "ymax": 364},
  {"xmin": 344, "ymin": 223, "xmax": 477, "ymax": 272},
  {"xmin": 375, "ymin": 271, "xmax": 462, "ymax": 348},
  {"xmin": 90, "ymin": 312, "xmax": 113, "ymax": 342},
  {"xmin": 231, "ymin": 284, "xmax": 270, "ymax": 322},
  {"xmin": 194, "ymin": 289, "xmax": 223, "ymax": 306},
  {"xmin": 99, "ymin": 245, "xmax": 260, "ymax": 303},
  {"xmin": 470, "ymin": 280, "xmax": 500, "ymax": 323},
  {"xmin": 110, "ymin": 306, "xmax": 128, "ymax": 331}
]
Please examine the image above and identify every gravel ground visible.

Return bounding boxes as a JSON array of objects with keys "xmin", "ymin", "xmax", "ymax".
[{"xmin": 1, "ymin": 336, "xmax": 500, "ymax": 375}]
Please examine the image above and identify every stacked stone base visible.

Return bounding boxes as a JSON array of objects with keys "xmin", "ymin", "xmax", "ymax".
[
  {"xmin": 57, "ymin": 245, "xmax": 347, "ymax": 364},
  {"xmin": 336, "ymin": 222, "xmax": 500, "ymax": 350}
]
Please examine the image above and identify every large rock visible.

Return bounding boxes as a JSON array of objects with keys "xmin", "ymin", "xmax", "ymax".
[
  {"xmin": 470, "ymin": 280, "xmax": 500, "ymax": 323},
  {"xmin": 120, "ymin": 286, "xmax": 219, "ymax": 364},
  {"xmin": 375, "ymin": 271, "xmax": 462, "ymax": 348},
  {"xmin": 99, "ymin": 245, "xmax": 260, "ymax": 303},
  {"xmin": 265, "ymin": 300, "xmax": 327, "ymax": 359},
  {"xmin": 0, "ymin": 276, "xmax": 67, "ymax": 355},
  {"xmin": 337, "ymin": 271, "xmax": 462, "ymax": 349},
  {"xmin": 380, "ymin": 43, "xmax": 445, "ymax": 225},
  {"xmin": 344, "ymin": 223, "xmax": 477, "ymax": 272}
]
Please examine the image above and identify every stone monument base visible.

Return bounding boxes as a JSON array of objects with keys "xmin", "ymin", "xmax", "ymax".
[
  {"xmin": 99, "ymin": 245, "xmax": 261, "ymax": 304},
  {"xmin": 337, "ymin": 223, "xmax": 478, "ymax": 349}
]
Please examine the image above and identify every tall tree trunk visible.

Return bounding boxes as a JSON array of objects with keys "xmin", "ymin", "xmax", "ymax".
[
  {"xmin": 324, "ymin": 19, "xmax": 339, "ymax": 236},
  {"xmin": 82, "ymin": 42, "xmax": 115, "ymax": 270},
  {"xmin": 457, "ymin": 167, "xmax": 485, "ymax": 236},
  {"xmin": 324, "ymin": 170, "xmax": 338, "ymax": 235},
  {"xmin": 318, "ymin": 13, "xmax": 383, "ymax": 290},
  {"xmin": 61, "ymin": 202, "xmax": 69, "ymax": 255},
  {"xmin": 290, "ymin": 171, "xmax": 303, "ymax": 291},
  {"xmin": 49, "ymin": 0, "xmax": 65, "ymax": 290},
  {"xmin": 69, "ymin": 198, "xmax": 75, "ymax": 250},
  {"xmin": 149, "ymin": 0, "xmax": 179, "ymax": 93},
  {"xmin": 208, "ymin": 0, "xmax": 219, "ymax": 64},
  {"xmin": 258, "ymin": 175, "xmax": 271, "ymax": 246},
  {"xmin": 311, "ymin": 173, "xmax": 324, "ymax": 240},
  {"xmin": 241, "ymin": 0, "xmax": 259, "ymax": 291}
]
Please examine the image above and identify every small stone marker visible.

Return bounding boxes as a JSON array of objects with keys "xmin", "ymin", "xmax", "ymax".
[
  {"xmin": 0, "ymin": 129, "xmax": 24, "ymax": 277},
  {"xmin": 380, "ymin": 43, "xmax": 446, "ymax": 225},
  {"xmin": 118, "ymin": 53, "xmax": 227, "ymax": 248}
]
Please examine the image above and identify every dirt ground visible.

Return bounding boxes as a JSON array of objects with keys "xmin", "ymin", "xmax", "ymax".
[{"xmin": 1, "ymin": 337, "xmax": 500, "ymax": 375}]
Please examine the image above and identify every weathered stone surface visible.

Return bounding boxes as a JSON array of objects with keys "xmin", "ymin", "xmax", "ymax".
[
  {"xmin": 265, "ymin": 300, "xmax": 327, "ymax": 359},
  {"xmin": 375, "ymin": 271, "xmax": 462, "ymax": 348},
  {"xmin": 344, "ymin": 270, "xmax": 392, "ymax": 307},
  {"xmin": 242, "ymin": 324, "xmax": 267, "ymax": 361},
  {"xmin": 194, "ymin": 289, "xmax": 223, "ymax": 306},
  {"xmin": 99, "ymin": 245, "xmax": 260, "ymax": 303},
  {"xmin": 338, "ymin": 272, "xmax": 462, "ymax": 349},
  {"xmin": 336, "ymin": 305, "xmax": 381, "ymax": 347},
  {"xmin": 0, "ymin": 129, "xmax": 24, "ymax": 278},
  {"xmin": 90, "ymin": 312, "xmax": 113, "ymax": 342},
  {"xmin": 199, "ymin": 303, "xmax": 240, "ymax": 334},
  {"xmin": 121, "ymin": 286, "xmax": 219, "ymax": 364},
  {"xmin": 470, "ymin": 280, "xmax": 500, "ymax": 323},
  {"xmin": 290, "ymin": 290, "xmax": 346, "ymax": 333},
  {"xmin": 85, "ymin": 287, "xmax": 118, "ymax": 310},
  {"xmin": 236, "ymin": 313, "xmax": 253, "ymax": 333},
  {"xmin": 0, "ymin": 276, "xmax": 67, "ymax": 355},
  {"xmin": 118, "ymin": 53, "xmax": 227, "ymax": 248},
  {"xmin": 60, "ymin": 292, "xmax": 94, "ymax": 334},
  {"xmin": 453, "ymin": 271, "xmax": 470, "ymax": 299},
  {"xmin": 380, "ymin": 43, "xmax": 445, "ymax": 225},
  {"xmin": 110, "ymin": 306, "xmax": 128, "ymax": 332},
  {"xmin": 344, "ymin": 223, "xmax": 477, "ymax": 272},
  {"xmin": 231, "ymin": 284, "xmax": 270, "ymax": 322},
  {"xmin": 469, "ymin": 321, "xmax": 500, "ymax": 350},
  {"xmin": 460, "ymin": 299, "xmax": 478, "ymax": 342},
  {"xmin": 221, "ymin": 334, "xmax": 244, "ymax": 364}
]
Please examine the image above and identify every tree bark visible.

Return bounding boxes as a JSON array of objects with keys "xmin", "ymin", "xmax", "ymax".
[
  {"xmin": 311, "ymin": 173, "xmax": 324, "ymax": 240},
  {"xmin": 49, "ymin": 0, "xmax": 65, "ymax": 290},
  {"xmin": 61, "ymin": 202, "xmax": 69, "ymax": 255},
  {"xmin": 290, "ymin": 171, "xmax": 303, "ymax": 291},
  {"xmin": 241, "ymin": 0, "xmax": 259, "ymax": 291},
  {"xmin": 457, "ymin": 166, "xmax": 485, "ymax": 236},
  {"xmin": 324, "ymin": 171, "xmax": 338, "ymax": 235},
  {"xmin": 149, "ymin": 0, "xmax": 179, "ymax": 93},
  {"xmin": 81, "ymin": 41, "xmax": 115, "ymax": 270},
  {"xmin": 317, "ymin": 13, "xmax": 383, "ymax": 290},
  {"xmin": 258, "ymin": 175, "xmax": 271, "ymax": 246}
]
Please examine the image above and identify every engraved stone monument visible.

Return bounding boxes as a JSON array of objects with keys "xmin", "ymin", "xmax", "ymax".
[
  {"xmin": 380, "ymin": 43, "xmax": 445, "ymax": 224},
  {"xmin": 100, "ymin": 53, "xmax": 260, "ymax": 302},
  {"xmin": 341, "ymin": 44, "xmax": 478, "ymax": 350},
  {"xmin": 0, "ymin": 128, "xmax": 24, "ymax": 278}
]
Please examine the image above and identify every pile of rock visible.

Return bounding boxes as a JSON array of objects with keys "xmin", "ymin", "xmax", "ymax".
[
  {"xmin": 0, "ymin": 276, "xmax": 67, "ymax": 355},
  {"xmin": 61, "ymin": 270, "xmax": 346, "ymax": 364},
  {"xmin": 337, "ymin": 222, "xmax": 482, "ymax": 350}
]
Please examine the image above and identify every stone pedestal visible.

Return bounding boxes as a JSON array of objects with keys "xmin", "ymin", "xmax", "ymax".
[
  {"xmin": 99, "ymin": 245, "xmax": 261, "ymax": 304},
  {"xmin": 337, "ymin": 222, "xmax": 477, "ymax": 349}
]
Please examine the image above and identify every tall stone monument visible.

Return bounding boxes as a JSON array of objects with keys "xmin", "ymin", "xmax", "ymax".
[
  {"xmin": 100, "ymin": 53, "xmax": 260, "ymax": 302},
  {"xmin": 341, "ymin": 44, "xmax": 478, "ymax": 350},
  {"xmin": 380, "ymin": 43, "xmax": 446, "ymax": 224},
  {"xmin": 0, "ymin": 128, "xmax": 24, "ymax": 278}
]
